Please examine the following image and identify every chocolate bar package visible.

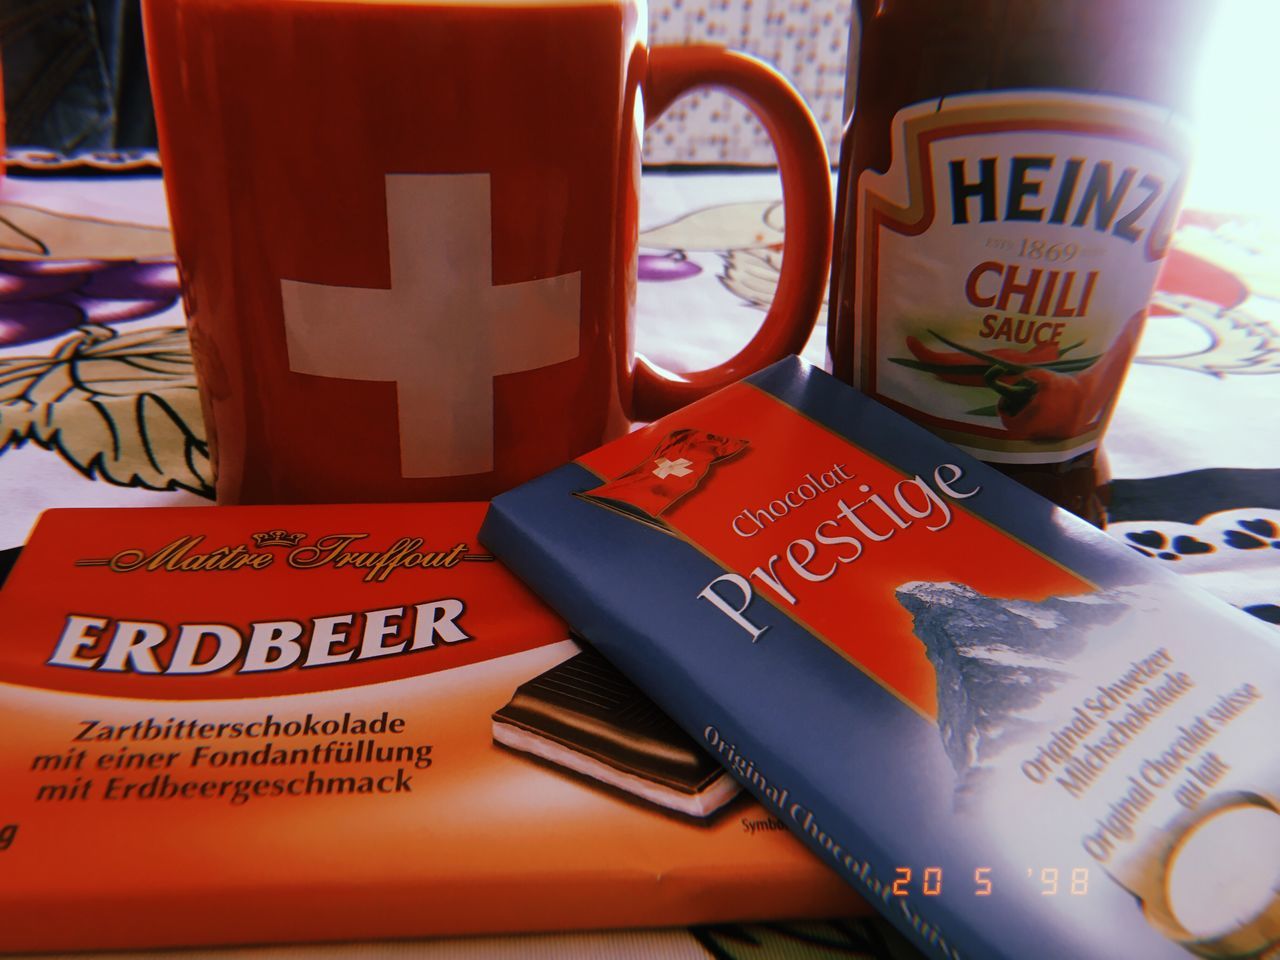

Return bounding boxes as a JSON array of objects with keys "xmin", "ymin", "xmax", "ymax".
[
  {"xmin": 0, "ymin": 503, "xmax": 862, "ymax": 953},
  {"xmin": 481, "ymin": 357, "xmax": 1280, "ymax": 960}
]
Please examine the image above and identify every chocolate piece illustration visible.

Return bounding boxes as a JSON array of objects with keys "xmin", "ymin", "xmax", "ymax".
[{"xmin": 492, "ymin": 645, "xmax": 739, "ymax": 819}]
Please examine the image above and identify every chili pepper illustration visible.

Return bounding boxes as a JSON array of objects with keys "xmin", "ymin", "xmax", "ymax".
[
  {"xmin": 889, "ymin": 322, "xmax": 1143, "ymax": 442},
  {"xmin": 891, "ymin": 332, "xmax": 1097, "ymax": 387},
  {"xmin": 989, "ymin": 311, "xmax": 1148, "ymax": 441},
  {"xmin": 1077, "ymin": 310, "xmax": 1147, "ymax": 410},
  {"xmin": 991, "ymin": 368, "xmax": 1087, "ymax": 439},
  {"xmin": 902, "ymin": 336, "xmax": 1063, "ymax": 386}
]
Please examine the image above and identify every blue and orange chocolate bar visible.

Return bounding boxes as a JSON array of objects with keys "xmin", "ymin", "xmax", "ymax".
[{"xmin": 482, "ymin": 356, "xmax": 1280, "ymax": 960}]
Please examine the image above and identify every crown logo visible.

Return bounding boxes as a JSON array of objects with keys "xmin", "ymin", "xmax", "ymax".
[{"xmin": 251, "ymin": 529, "xmax": 306, "ymax": 549}]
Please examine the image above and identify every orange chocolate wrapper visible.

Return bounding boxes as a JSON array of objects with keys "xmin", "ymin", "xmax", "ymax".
[{"xmin": 0, "ymin": 503, "xmax": 862, "ymax": 953}]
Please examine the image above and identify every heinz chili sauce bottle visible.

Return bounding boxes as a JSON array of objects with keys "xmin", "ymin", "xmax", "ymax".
[{"xmin": 828, "ymin": 0, "xmax": 1211, "ymax": 524}]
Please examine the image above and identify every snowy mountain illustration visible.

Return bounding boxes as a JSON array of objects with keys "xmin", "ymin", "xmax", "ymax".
[{"xmin": 895, "ymin": 582, "xmax": 1128, "ymax": 797}]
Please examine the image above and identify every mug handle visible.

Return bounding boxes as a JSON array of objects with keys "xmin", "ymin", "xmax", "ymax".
[{"xmin": 632, "ymin": 45, "xmax": 832, "ymax": 421}]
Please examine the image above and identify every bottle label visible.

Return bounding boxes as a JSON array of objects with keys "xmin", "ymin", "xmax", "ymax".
[{"xmin": 853, "ymin": 91, "xmax": 1190, "ymax": 463}]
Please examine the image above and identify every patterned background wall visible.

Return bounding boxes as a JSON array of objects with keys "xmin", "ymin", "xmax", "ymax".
[{"xmin": 644, "ymin": 0, "xmax": 853, "ymax": 165}]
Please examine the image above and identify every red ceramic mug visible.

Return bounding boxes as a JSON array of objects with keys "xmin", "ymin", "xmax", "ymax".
[{"xmin": 143, "ymin": 0, "xmax": 831, "ymax": 504}]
